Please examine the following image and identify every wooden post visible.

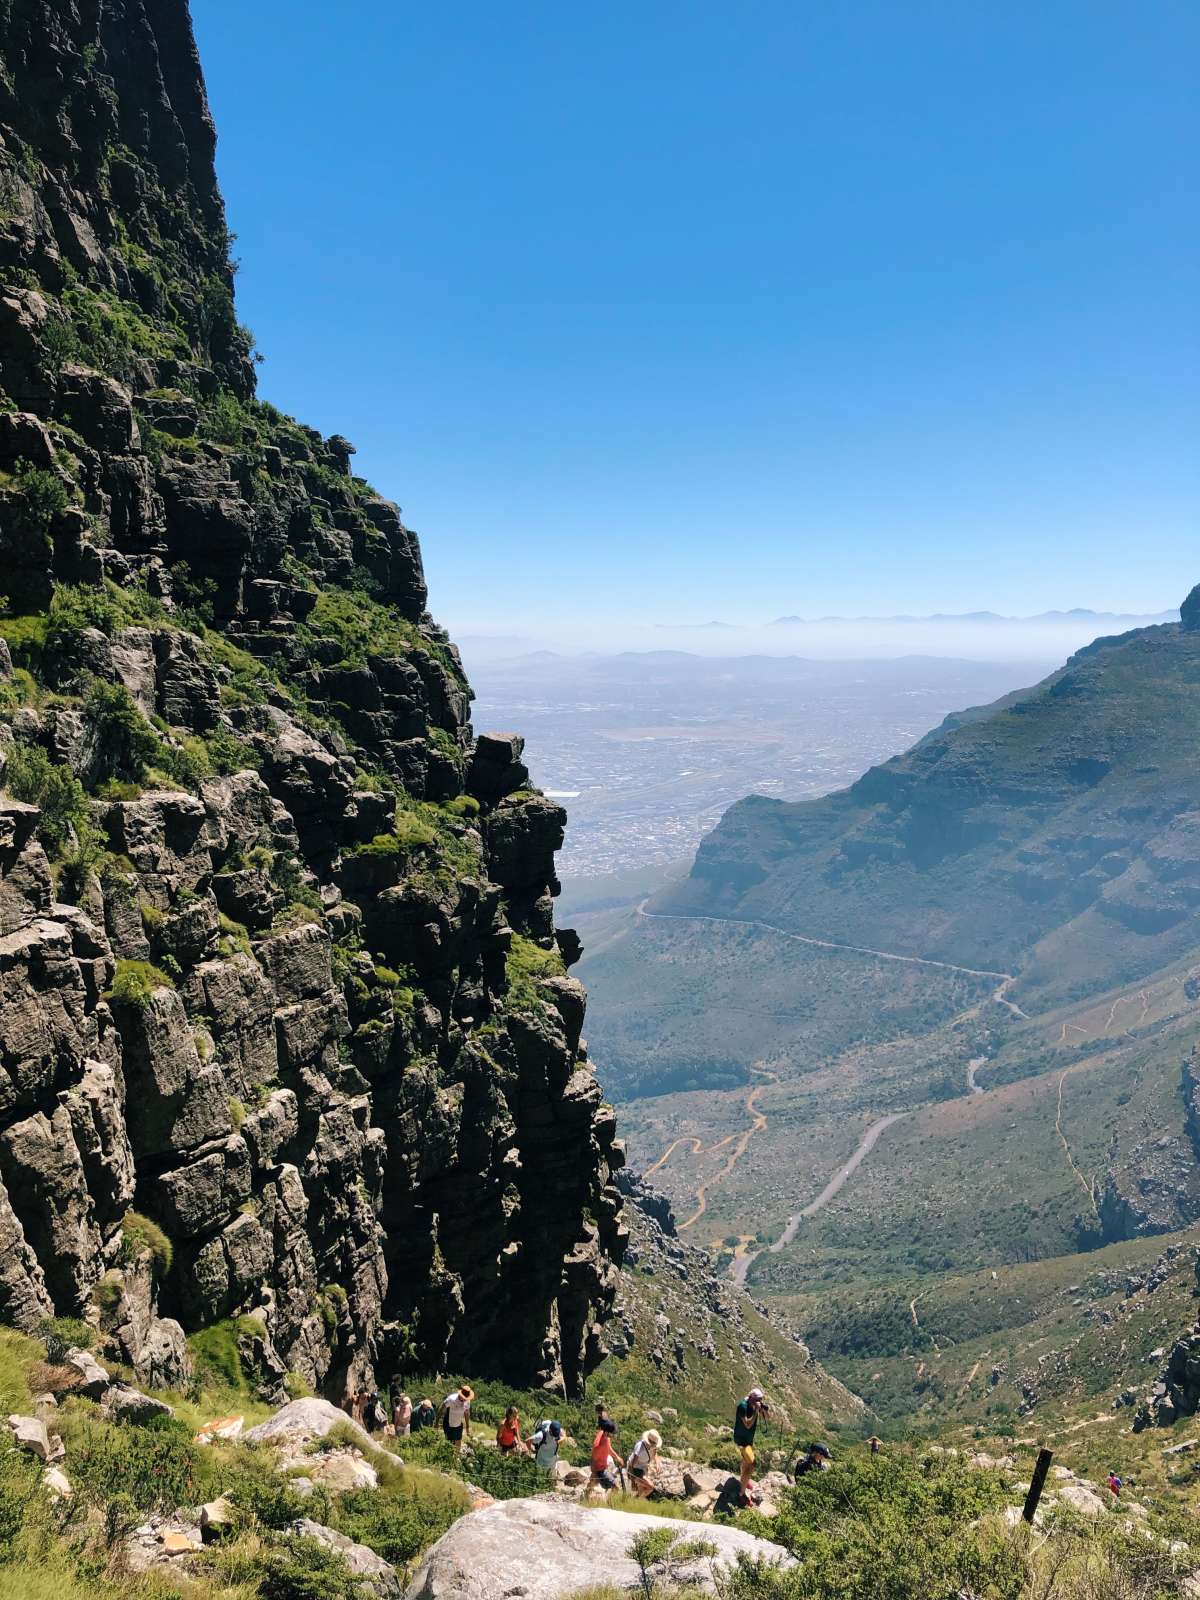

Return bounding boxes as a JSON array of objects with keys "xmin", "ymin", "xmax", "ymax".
[{"xmin": 1022, "ymin": 1447, "xmax": 1053, "ymax": 1524}]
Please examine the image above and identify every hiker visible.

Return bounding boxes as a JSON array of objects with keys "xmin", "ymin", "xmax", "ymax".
[
  {"xmin": 411, "ymin": 1397, "xmax": 436, "ymax": 1432},
  {"xmin": 589, "ymin": 1405, "xmax": 621, "ymax": 1496},
  {"xmin": 626, "ymin": 1428, "xmax": 661, "ymax": 1498},
  {"xmin": 867, "ymin": 1435, "xmax": 882, "ymax": 1456},
  {"xmin": 1107, "ymin": 1472, "xmax": 1123, "ymax": 1497},
  {"xmin": 366, "ymin": 1390, "xmax": 386, "ymax": 1432},
  {"xmin": 793, "ymin": 1442, "xmax": 832, "ymax": 1478},
  {"xmin": 531, "ymin": 1418, "xmax": 565, "ymax": 1471},
  {"xmin": 393, "ymin": 1392, "xmax": 412, "ymax": 1436},
  {"xmin": 438, "ymin": 1383, "xmax": 474, "ymax": 1451},
  {"xmin": 733, "ymin": 1386, "xmax": 769, "ymax": 1507},
  {"xmin": 497, "ymin": 1405, "xmax": 527, "ymax": 1455},
  {"xmin": 351, "ymin": 1388, "xmax": 369, "ymax": 1426}
]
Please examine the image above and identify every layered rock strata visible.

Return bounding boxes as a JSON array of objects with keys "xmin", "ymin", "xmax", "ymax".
[{"xmin": 0, "ymin": 0, "xmax": 623, "ymax": 1396}]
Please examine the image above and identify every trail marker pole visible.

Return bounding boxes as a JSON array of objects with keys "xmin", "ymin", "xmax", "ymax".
[{"xmin": 1022, "ymin": 1448, "xmax": 1053, "ymax": 1524}]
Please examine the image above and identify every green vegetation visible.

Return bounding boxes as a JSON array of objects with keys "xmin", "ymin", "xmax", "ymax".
[
  {"xmin": 9, "ymin": 458, "xmax": 69, "ymax": 535},
  {"xmin": 187, "ymin": 1315, "xmax": 267, "ymax": 1393},
  {"xmin": 58, "ymin": 280, "xmax": 189, "ymax": 380},
  {"xmin": 1, "ymin": 743, "xmax": 90, "ymax": 855},
  {"xmin": 36, "ymin": 1318, "xmax": 94, "ymax": 1364},
  {"xmin": 297, "ymin": 586, "xmax": 458, "ymax": 680},
  {"xmin": 504, "ymin": 933, "xmax": 566, "ymax": 1009},
  {"xmin": 116, "ymin": 1209, "xmax": 173, "ymax": 1273},
  {"xmin": 443, "ymin": 793, "xmax": 479, "ymax": 819},
  {"xmin": 106, "ymin": 958, "xmax": 174, "ymax": 1010}
]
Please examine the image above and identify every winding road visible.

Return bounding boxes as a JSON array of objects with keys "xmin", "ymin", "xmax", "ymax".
[
  {"xmin": 636, "ymin": 902, "xmax": 1027, "ymax": 1019},
  {"xmin": 633, "ymin": 901, "xmax": 1026, "ymax": 1285},
  {"xmin": 728, "ymin": 1112, "xmax": 909, "ymax": 1286}
]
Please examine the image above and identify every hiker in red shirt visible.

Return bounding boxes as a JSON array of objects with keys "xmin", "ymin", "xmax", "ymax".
[
  {"xmin": 588, "ymin": 1403, "xmax": 621, "ymax": 1496},
  {"xmin": 497, "ymin": 1405, "xmax": 528, "ymax": 1455}
]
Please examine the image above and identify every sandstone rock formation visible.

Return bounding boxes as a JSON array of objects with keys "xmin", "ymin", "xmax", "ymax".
[
  {"xmin": 0, "ymin": 0, "xmax": 623, "ymax": 1396},
  {"xmin": 403, "ymin": 1497, "xmax": 795, "ymax": 1599}
]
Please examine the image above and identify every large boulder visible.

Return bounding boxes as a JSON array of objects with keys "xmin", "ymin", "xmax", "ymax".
[
  {"xmin": 242, "ymin": 1396, "xmax": 371, "ymax": 1450},
  {"xmin": 402, "ymin": 1497, "xmax": 795, "ymax": 1599}
]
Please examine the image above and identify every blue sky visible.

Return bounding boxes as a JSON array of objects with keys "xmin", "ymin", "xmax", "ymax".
[{"xmin": 192, "ymin": 1, "xmax": 1197, "ymax": 641}]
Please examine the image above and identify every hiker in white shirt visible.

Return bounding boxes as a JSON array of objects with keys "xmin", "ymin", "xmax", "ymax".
[
  {"xmin": 438, "ymin": 1383, "xmax": 473, "ymax": 1451},
  {"xmin": 627, "ymin": 1428, "xmax": 661, "ymax": 1497}
]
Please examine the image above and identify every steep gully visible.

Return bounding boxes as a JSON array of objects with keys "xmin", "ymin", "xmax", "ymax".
[{"xmin": 634, "ymin": 902, "xmax": 1025, "ymax": 1284}]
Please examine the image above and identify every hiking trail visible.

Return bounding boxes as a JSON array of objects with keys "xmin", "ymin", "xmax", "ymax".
[
  {"xmin": 636, "ymin": 903, "xmax": 1027, "ymax": 1018},
  {"xmin": 643, "ymin": 1066, "xmax": 779, "ymax": 1232},
  {"xmin": 633, "ymin": 899, "xmax": 999, "ymax": 1285},
  {"xmin": 1055, "ymin": 1065, "xmax": 1099, "ymax": 1218},
  {"xmin": 728, "ymin": 1112, "xmax": 908, "ymax": 1286}
]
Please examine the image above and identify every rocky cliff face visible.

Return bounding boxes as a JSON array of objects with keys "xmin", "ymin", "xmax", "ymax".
[{"xmin": 0, "ymin": 0, "xmax": 624, "ymax": 1398}]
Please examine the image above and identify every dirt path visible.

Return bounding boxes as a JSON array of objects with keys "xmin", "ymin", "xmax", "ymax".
[
  {"xmin": 643, "ymin": 1067, "xmax": 779, "ymax": 1232},
  {"xmin": 634, "ymin": 900, "xmax": 1012, "ymax": 1283},
  {"xmin": 728, "ymin": 1112, "xmax": 908, "ymax": 1285},
  {"xmin": 637, "ymin": 903, "xmax": 1027, "ymax": 1019},
  {"xmin": 1055, "ymin": 1066, "xmax": 1099, "ymax": 1218}
]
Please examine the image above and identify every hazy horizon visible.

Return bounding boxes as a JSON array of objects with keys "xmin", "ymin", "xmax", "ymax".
[{"xmin": 451, "ymin": 602, "xmax": 1179, "ymax": 666}]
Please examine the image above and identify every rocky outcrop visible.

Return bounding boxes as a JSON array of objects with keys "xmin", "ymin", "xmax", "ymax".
[
  {"xmin": 1132, "ymin": 1252, "xmax": 1200, "ymax": 1430},
  {"xmin": 403, "ymin": 1498, "xmax": 795, "ymax": 1600},
  {"xmin": 0, "ymin": 1, "xmax": 622, "ymax": 1396}
]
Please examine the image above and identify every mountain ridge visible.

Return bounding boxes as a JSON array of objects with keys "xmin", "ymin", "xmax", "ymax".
[
  {"xmin": 0, "ymin": 0, "xmax": 627, "ymax": 1400},
  {"xmin": 656, "ymin": 611, "xmax": 1200, "ymax": 1012}
]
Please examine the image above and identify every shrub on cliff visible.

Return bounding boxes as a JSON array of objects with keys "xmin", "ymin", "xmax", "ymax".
[
  {"xmin": 2, "ymin": 743, "xmax": 90, "ymax": 855},
  {"xmin": 82, "ymin": 680, "xmax": 162, "ymax": 781},
  {"xmin": 106, "ymin": 959, "xmax": 174, "ymax": 1010},
  {"xmin": 505, "ymin": 932, "xmax": 566, "ymax": 1010},
  {"xmin": 118, "ymin": 1211, "xmax": 173, "ymax": 1276},
  {"xmin": 187, "ymin": 1315, "xmax": 267, "ymax": 1393},
  {"xmin": 10, "ymin": 458, "xmax": 69, "ymax": 533}
]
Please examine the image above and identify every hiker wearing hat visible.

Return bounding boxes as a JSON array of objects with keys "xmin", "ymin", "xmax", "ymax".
[
  {"xmin": 793, "ymin": 1442, "xmax": 832, "ymax": 1477},
  {"xmin": 627, "ymin": 1427, "xmax": 661, "ymax": 1498},
  {"xmin": 588, "ymin": 1403, "xmax": 622, "ymax": 1496},
  {"xmin": 733, "ymin": 1387, "xmax": 770, "ymax": 1507},
  {"xmin": 438, "ymin": 1383, "xmax": 474, "ymax": 1453}
]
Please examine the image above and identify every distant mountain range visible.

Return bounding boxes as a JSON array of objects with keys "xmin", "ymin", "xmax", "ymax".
[{"xmin": 769, "ymin": 607, "xmax": 1179, "ymax": 626}]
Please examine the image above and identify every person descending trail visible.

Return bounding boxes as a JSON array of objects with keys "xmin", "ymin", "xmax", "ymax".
[
  {"xmin": 734, "ymin": 1387, "xmax": 769, "ymax": 1507},
  {"xmin": 589, "ymin": 1404, "xmax": 621, "ymax": 1496},
  {"xmin": 532, "ymin": 1419, "xmax": 567, "ymax": 1470},
  {"xmin": 627, "ymin": 1428, "xmax": 661, "ymax": 1498},
  {"xmin": 411, "ymin": 1397, "xmax": 436, "ymax": 1431},
  {"xmin": 793, "ymin": 1442, "xmax": 832, "ymax": 1478},
  {"xmin": 438, "ymin": 1384, "xmax": 474, "ymax": 1452},
  {"xmin": 393, "ymin": 1392, "xmax": 412, "ymax": 1436},
  {"xmin": 1107, "ymin": 1472, "xmax": 1123, "ymax": 1498},
  {"xmin": 867, "ymin": 1435, "xmax": 882, "ymax": 1456},
  {"xmin": 497, "ymin": 1406, "xmax": 527, "ymax": 1455}
]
